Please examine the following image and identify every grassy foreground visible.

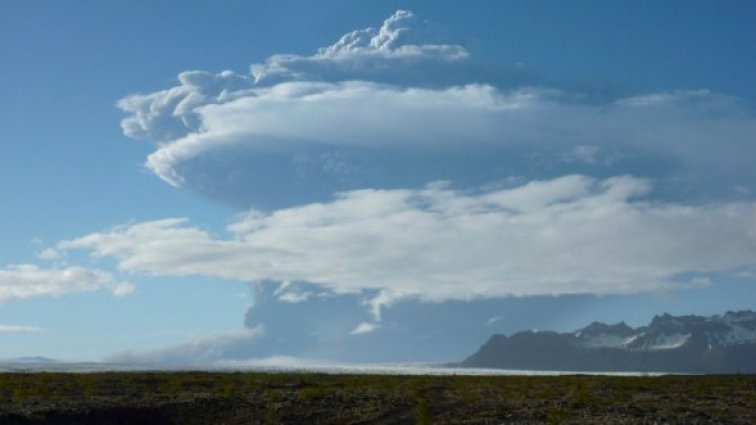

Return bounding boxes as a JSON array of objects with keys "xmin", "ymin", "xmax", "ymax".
[{"xmin": 0, "ymin": 372, "xmax": 754, "ymax": 424}]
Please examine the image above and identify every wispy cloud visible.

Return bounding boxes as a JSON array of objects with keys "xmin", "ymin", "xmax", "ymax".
[
  {"xmin": 273, "ymin": 281, "xmax": 312, "ymax": 303},
  {"xmin": 108, "ymin": 326, "xmax": 265, "ymax": 364},
  {"xmin": 350, "ymin": 322, "xmax": 380, "ymax": 335},
  {"xmin": 486, "ymin": 316, "xmax": 503, "ymax": 326},
  {"xmin": 57, "ymin": 175, "xmax": 756, "ymax": 310},
  {"xmin": 0, "ymin": 264, "xmax": 132, "ymax": 302},
  {"xmin": 0, "ymin": 324, "xmax": 42, "ymax": 333}
]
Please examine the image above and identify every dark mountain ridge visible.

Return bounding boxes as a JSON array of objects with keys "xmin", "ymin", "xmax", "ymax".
[{"xmin": 462, "ymin": 310, "xmax": 756, "ymax": 373}]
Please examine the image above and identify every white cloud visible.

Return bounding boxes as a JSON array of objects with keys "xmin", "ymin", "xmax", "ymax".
[
  {"xmin": 114, "ymin": 11, "xmax": 756, "ymax": 201},
  {"xmin": 73, "ymin": 11, "xmax": 756, "ymax": 318},
  {"xmin": 0, "ymin": 264, "xmax": 132, "ymax": 302},
  {"xmin": 486, "ymin": 316, "xmax": 503, "ymax": 326},
  {"xmin": 128, "ymin": 79, "xmax": 756, "ymax": 192},
  {"xmin": 37, "ymin": 248, "xmax": 59, "ymax": 261},
  {"xmin": 250, "ymin": 10, "xmax": 471, "ymax": 87},
  {"xmin": 108, "ymin": 326, "xmax": 265, "ymax": 364},
  {"xmin": 0, "ymin": 324, "xmax": 42, "ymax": 333},
  {"xmin": 568, "ymin": 145, "xmax": 602, "ymax": 165},
  {"xmin": 116, "ymin": 20, "xmax": 756, "ymax": 198},
  {"xmin": 112, "ymin": 282, "xmax": 136, "ymax": 297},
  {"xmin": 58, "ymin": 175, "xmax": 756, "ymax": 306},
  {"xmin": 272, "ymin": 281, "xmax": 312, "ymax": 303},
  {"xmin": 117, "ymin": 10, "xmax": 472, "ymax": 149},
  {"xmin": 277, "ymin": 292, "xmax": 310, "ymax": 304},
  {"xmin": 118, "ymin": 70, "xmax": 255, "ymax": 142},
  {"xmin": 350, "ymin": 322, "xmax": 380, "ymax": 335}
]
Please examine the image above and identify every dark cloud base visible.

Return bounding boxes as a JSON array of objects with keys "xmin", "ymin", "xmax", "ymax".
[
  {"xmin": 170, "ymin": 144, "xmax": 702, "ymax": 210},
  {"xmin": 241, "ymin": 281, "xmax": 754, "ymax": 363}
]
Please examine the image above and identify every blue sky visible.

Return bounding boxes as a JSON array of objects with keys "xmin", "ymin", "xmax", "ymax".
[{"xmin": 1, "ymin": 1, "xmax": 755, "ymax": 363}]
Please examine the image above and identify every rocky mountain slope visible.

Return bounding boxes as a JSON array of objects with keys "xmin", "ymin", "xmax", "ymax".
[{"xmin": 462, "ymin": 310, "xmax": 756, "ymax": 373}]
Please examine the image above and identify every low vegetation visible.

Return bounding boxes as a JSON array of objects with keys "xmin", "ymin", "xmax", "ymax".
[{"xmin": 0, "ymin": 372, "xmax": 753, "ymax": 424}]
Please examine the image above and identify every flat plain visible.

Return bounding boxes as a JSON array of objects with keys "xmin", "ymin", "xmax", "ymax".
[{"xmin": 0, "ymin": 372, "xmax": 753, "ymax": 424}]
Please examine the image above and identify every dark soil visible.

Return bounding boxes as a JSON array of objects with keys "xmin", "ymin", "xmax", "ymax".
[{"xmin": 0, "ymin": 372, "xmax": 753, "ymax": 424}]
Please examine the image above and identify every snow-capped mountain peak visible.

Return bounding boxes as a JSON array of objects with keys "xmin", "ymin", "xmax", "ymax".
[
  {"xmin": 574, "ymin": 321, "xmax": 637, "ymax": 348},
  {"xmin": 463, "ymin": 310, "xmax": 756, "ymax": 373},
  {"xmin": 573, "ymin": 310, "xmax": 756, "ymax": 351}
]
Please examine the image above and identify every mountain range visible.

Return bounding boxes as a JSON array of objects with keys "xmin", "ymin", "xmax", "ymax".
[{"xmin": 461, "ymin": 310, "xmax": 756, "ymax": 373}]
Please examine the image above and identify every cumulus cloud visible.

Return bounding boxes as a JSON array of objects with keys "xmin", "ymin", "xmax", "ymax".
[
  {"xmin": 117, "ymin": 10, "xmax": 475, "ymax": 147},
  {"xmin": 108, "ymin": 326, "xmax": 265, "ymax": 364},
  {"xmin": 0, "ymin": 264, "xmax": 131, "ymax": 302},
  {"xmin": 118, "ymin": 70, "xmax": 255, "ymax": 142},
  {"xmin": 58, "ymin": 175, "xmax": 756, "ymax": 309},
  {"xmin": 115, "ymin": 10, "xmax": 756, "ymax": 204},
  {"xmin": 249, "ymin": 10, "xmax": 478, "ymax": 87},
  {"xmin": 80, "ymin": 10, "xmax": 756, "ymax": 362}
]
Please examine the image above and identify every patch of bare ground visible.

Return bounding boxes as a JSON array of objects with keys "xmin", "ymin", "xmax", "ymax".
[{"xmin": 0, "ymin": 372, "xmax": 753, "ymax": 424}]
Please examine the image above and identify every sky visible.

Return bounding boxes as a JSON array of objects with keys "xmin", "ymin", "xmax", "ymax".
[{"xmin": 1, "ymin": 1, "xmax": 756, "ymax": 363}]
